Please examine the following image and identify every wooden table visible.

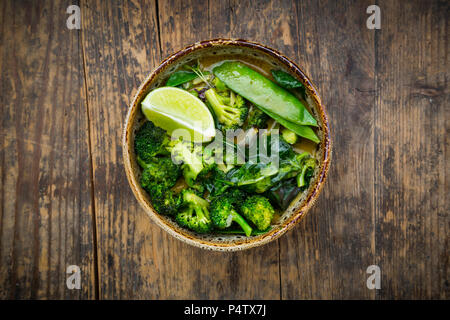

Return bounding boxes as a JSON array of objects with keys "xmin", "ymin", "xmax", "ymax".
[{"xmin": 0, "ymin": 0, "xmax": 448, "ymax": 299}]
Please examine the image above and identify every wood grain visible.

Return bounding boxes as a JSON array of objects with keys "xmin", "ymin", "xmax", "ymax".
[
  {"xmin": 374, "ymin": 0, "xmax": 448, "ymax": 299},
  {"xmin": 156, "ymin": 0, "xmax": 283, "ymax": 300},
  {"xmin": 0, "ymin": 0, "xmax": 96, "ymax": 299},
  {"xmin": 0, "ymin": 0, "xmax": 448, "ymax": 299},
  {"xmin": 278, "ymin": 0, "xmax": 377, "ymax": 299},
  {"xmin": 79, "ymin": 0, "xmax": 165, "ymax": 299},
  {"xmin": 80, "ymin": 0, "xmax": 280, "ymax": 299}
]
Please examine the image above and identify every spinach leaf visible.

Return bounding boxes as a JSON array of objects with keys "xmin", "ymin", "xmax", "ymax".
[
  {"xmin": 166, "ymin": 70, "xmax": 197, "ymax": 87},
  {"xmin": 213, "ymin": 62, "xmax": 317, "ymax": 127},
  {"xmin": 226, "ymin": 162, "xmax": 278, "ymax": 187},
  {"xmin": 271, "ymin": 69, "xmax": 304, "ymax": 89},
  {"xmin": 265, "ymin": 178, "xmax": 301, "ymax": 210}
]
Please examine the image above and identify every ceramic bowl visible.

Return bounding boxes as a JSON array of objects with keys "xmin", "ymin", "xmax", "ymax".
[{"xmin": 123, "ymin": 39, "xmax": 331, "ymax": 251}]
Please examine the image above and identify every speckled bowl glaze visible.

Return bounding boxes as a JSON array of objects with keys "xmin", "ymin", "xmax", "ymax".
[{"xmin": 123, "ymin": 39, "xmax": 331, "ymax": 251}]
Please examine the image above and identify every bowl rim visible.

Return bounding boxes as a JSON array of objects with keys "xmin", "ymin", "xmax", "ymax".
[{"xmin": 122, "ymin": 38, "xmax": 332, "ymax": 251}]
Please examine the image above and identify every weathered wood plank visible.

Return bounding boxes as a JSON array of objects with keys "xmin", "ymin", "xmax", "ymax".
[
  {"xmin": 278, "ymin": 0, "xmax": 377, "ymax": 299},
  {"xmin": 0, "ymin": 0, "xmax": 96, "ymax": 299},
  {"xmin": 80, "ymin": 0, "xmax": 165, "ymax": 299},
  {"xmin": 375, "ymin": 0, "xmax": 448, "ymax": 299},
  {"xmin": 0, "ymin": 0, "xmax": 447, "ymax": 300},
  {"xmin": 156, "ymin": 0, "xmax": 281, "ymax": 300},
  {"xmin": 82, "ymin": 0, "xmax": 283, "ymax": 299}
]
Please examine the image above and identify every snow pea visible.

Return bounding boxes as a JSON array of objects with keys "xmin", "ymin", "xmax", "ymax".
[
  {"xmin": 212, "ymin": 62, "xmax": 318, "ymax": 127},
  {"xmin": 258, "ymin": 106, "xmax": 319, "ymax": 143}
]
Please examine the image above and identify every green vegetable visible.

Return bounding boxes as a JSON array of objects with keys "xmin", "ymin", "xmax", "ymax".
[
  {"xmin": 239, "ymin": 195, "xmax": 275, "ymax": 231},
  {"xmin": 213, "ymin": 77, "xmax": 228, "ymax": 92},
  {"xmin": 281, "ymin": 127, "xmax": 298, "ymax": 144},
  {"xmin": 265, "ymin": 178, "xmax": 300, "ymax": 210},
  {"xmin": 259, "ymin": 107, "xmax": 319, "ymax": 143},
  {"xmin": 205, "ymin": 88, "xmax": 248, "ymax": 131},
  {"xmin": 270, "ymin": 152, "xmax": 310, "ymax": 185},
  {"xmin": 297, "ymin": 158, "xmax": 316, "ymax": 188},
  {"xmin": 201, "ymin": 165, "xmax": 230, "ymax": 197},
  {"xmin": 137, "ymin": 156, "xmax": 181, "ymax": 189},
  {"xmin": 167, "ymin": 139, "xmax": 204, "ymax": 187},
  {"xmin": 136, "ymin": 62, "xmax": 321, "ymax": 236},
  {"xmin": 147, "ymin": 184, "xmax": 182, "ymax": 216},
  {"xmin": 210, "ymin": 189, "xmax": 253, "ymax": 236},
  {"xmin": 225, "ymin": 135, "xmax": 315, "ymax": 193},
  {"xmin": 226, "ymin": 162, "xmax": 279, "ymax": 193},
  {"xmin": 166, "ymin": 70, "xmax": 198, "ymax": 87},
  {"xmin": 176, "ymin": 189, "xmax": 212, "ymax": 233},
  {"xmin": 226, "ymin": 134, "xmax": 281, "ymax": 192},
  {"xmin": 246, "ymin": 106, "xmax": 270, "ymax": 129},
  {"xmin": 213, "ymin": 62, "xmax": 317, "ymax": 127},
  {"xmin": 167, "ymin": 138, "xmax": 219, "ymax": 193},
  {"xmin": 271, "ymin": 69, "xmax": 304, "ymax": 89},
  {"xmin": 134, "ymin": 121, "xmax": 170, "ymax": 163},
  {"xmin": 185, "ymin": 64, "xmax": 212, "ymax": 88}
]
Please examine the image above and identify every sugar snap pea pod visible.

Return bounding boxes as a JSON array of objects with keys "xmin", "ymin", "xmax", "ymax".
[
  {"xmin": 213, "ymin": 61, "xmax": 317, "ymax": 127},
  {"xmin": 258, "ymin": 106, "xmax": 320, "ymax": 143}
]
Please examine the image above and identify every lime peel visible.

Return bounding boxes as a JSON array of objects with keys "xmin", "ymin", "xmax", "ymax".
[{"xmin": 141, "ymin": 87, "xmax": 215, "ymax": 142}]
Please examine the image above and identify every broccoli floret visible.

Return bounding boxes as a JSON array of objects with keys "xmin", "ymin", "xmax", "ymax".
[
  {"xmin": 176, "ymin": 189, "xmax": 212, "ymax": 233},
  {"xmin": 239, "ymin": 195, "xmax": 275, "ymax": 231},
  {"xmin": 167, "ymin": 139, "xmax": 220, "ymax": 194},
  {"xmin": 246, "ymin": 106, "xmax": 270, "ymax": 129},
  {"xmin": 168, "ymin": 139, "xmax": 204, "ymax": 187},
  {"xmin": 281, "ymin": 127, "xmax": 298, "ymax": 144},
  {"xmin": 297, "ymin": 158, "xmax": 316, "ymax": 188},
  {"xmin": 136, "ymin": 154, "xmax": 182, "ymax": 216},
  {"xmin": 137, "ymin": 156, "xmax": 181, "ymax": 189},
  {"xmin": 134, "ymin": 121, "xmax": 169, "ymax": 162},
  {"xmin": 210, "ymin": 192, "xmax": 253, "ymax": 237},
  {"xmin": 198, "ymin": 147, "xmax": 216, "ymax": 178},
  {"xmin": 205, "ymin": 88, "xmax": 248, "ymax": 130},
  {"xmin": 147, "ymin": 184, "xmax": 182, "ymax": 216},
  {"xmin": 224, "ymin": 188, "xmax": 246, "ymax": 203}
]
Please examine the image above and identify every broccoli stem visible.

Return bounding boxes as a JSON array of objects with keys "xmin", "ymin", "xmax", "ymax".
[
  {"xmin": 297, "ymin": 159, "xmax": 316, "ymax": 187},
  {"xmin": 137, "ymin": 155, "xmax": 150, "ymax": 168},
  {"xmin": 231, "ymin": 211, "xmax": 253, "ymax": 237},
  {"xmin": 205, "ymin": 89, "xmax": 224, "ymax": 115},
  {"xmin": 194, "ymin": 207, "xmax": 209, "ymax": 221}
]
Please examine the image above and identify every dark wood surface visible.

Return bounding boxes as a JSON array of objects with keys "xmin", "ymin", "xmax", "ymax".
[{"xmin": 0, "ymin": 0, "xmax": 448, "ymax": 299}]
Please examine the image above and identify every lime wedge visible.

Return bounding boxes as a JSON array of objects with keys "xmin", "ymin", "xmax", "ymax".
[{"xmin": 141, "ymin": 87, "xmax": 215, "ymax": 142}]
